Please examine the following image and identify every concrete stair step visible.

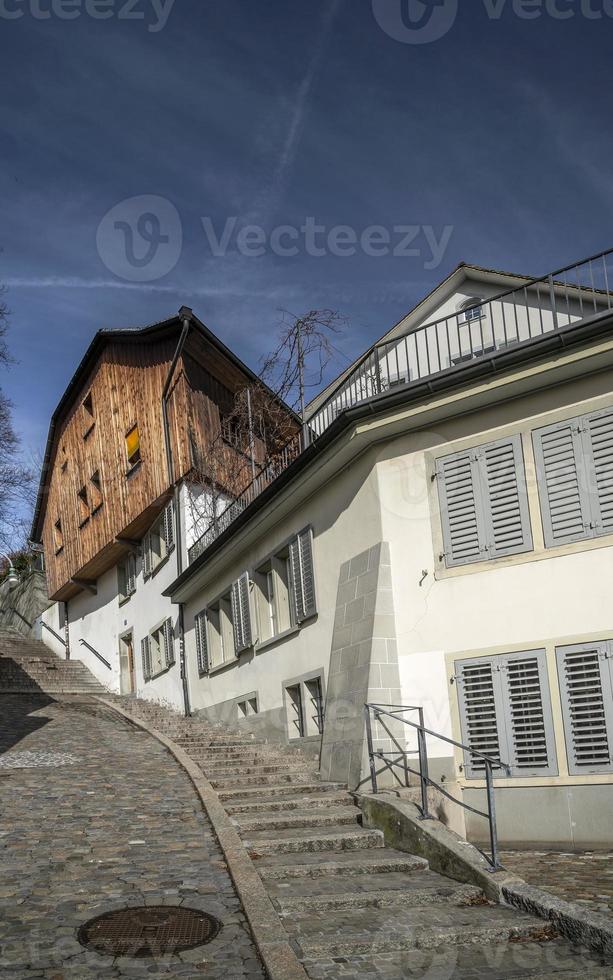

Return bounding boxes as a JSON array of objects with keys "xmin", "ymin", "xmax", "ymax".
[
  {"xmin": 287, "ymin": 905, "xmax": 557, "ymax": 957},
  {"xmin": 244, "ymin": 826, "xmax": 385, "ymax": 856},
  {"xmin": 255, "ymin": 848, "xmax": 429, "ymax": 880},
  {"xmin": 209, "ymin": 772, "xmax": 316, "ymax": 789},
  {"xmin": 298, "ymin": 939, "xmax": 610, "ymax": 977},
  {"xmin": 217, "ymin": 782, "xmax": 347, "ymax": 802},
  {"xmin": 188, "ymin": 752, "xmax": 301, "ymax": 767},
  {"xmin": 233, "ymin": 807, "xmax": 360, "ymax": 834},
  {"xmin": 202, "ymin": 761, "xmax": 311, "ymax": 776},
  {"xmin": 225, "ymin": 792, "xmax": 355, "ymax": 815}
]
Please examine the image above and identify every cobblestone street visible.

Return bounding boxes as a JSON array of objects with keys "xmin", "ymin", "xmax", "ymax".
[
  {"xmin": 0, "ymin": 695, "xmax": 264, "ymax": 980},
  {"xmin": 501, "ymin": 850, "xmax": 613, "ymax": 919}
]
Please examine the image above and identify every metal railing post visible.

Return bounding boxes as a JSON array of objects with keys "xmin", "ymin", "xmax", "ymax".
[
  {"xmin": 548, "ymin": 274, "xmax": 559, "ymax": 331},
  {"xmin": 484, "ymin": 760, "xmax": 500, "ymax": 870},
  {"xmin": 364, "ymin": 704, "xmax": 378, "ymax": 794},
  {"xmin": 417, "ymin": 707, "xmax": 431, "ymax": 819}
]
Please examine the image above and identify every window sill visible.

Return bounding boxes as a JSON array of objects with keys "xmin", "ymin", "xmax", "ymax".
[
  {"xmin": 207, "ymin": 657, "xmax": 240, "ymax": 677},
  {"xmin": 79, "ymin": 517, "xmax": 90, "ymax": 530},
  {"xmin": 256, "ymin": 625, "xmax": 300, "ymax": 653},
  {"xmin": 91, "ymin": 503, "xmax": 103, "ymax": 517},
  {"xmin": 126, "ymin": 459, "xmax": 142, "ymax": 479},
  {"xmin": 149, "ymin": 550, "xmax": 173, "ymax": 580},
  {"xmin": 118, "ymin": 594, "xmax": 132, "ymax": 608},
  {"xmin": 54, "ymin": 546, "xmax": 64, "ymax": 556},
  {"xmin": 82, "ymin": 422, "xmax": 95, "ymax": 440}
]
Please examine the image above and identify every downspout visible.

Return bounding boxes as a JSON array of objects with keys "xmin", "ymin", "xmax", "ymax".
[{"xmin": 162, "ymin": 306, "xmax": 193, "ymax": 717}]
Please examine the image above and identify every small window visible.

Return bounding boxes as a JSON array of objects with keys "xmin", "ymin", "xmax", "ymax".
[
  {"xmin": 82, "ymin": 392, "xmax": 94, "ymax": 438},
  {"xmin": 254, "ymin": 528, "xmax": 316, "ymax": 643},
  {"xmin": 53, "ymin": 518, "xmax": 64, "ymax": 554},
  {"xmin": 143, "ymin": 618, "xmax": 175, "ymax": 681},
  {"xmin": 90, "ymin": 471, "xmax": 103, "ymax": 514},
  {"xmin": 143, "ymin": 502, "xmax": 174, "ymax": 577},
  {"xmin": 286, "ymin": 684, "xmax": 305, "ymax": 738},
  {"xmin": 306, "ymin": 677, "xmax": 325, "ymax": 735},
  {"xmin": 459, "ymin": 297, "xmax": 484, "ymax": 323},
  {"xmin": 118, "ymin": 553, "xmax": 137, "ymax": 604},
  {"xmin": 77, "ymin": 485, "xmax": 90, "ymax": 527},
  {"xmin": 126, "ymin": 424, "xmax": 141, "ymax": 471},
  {"xmin": 206, "ymin": 593, "xmax": 235, "ymax": 669},
  {"xmin": 237, "ymin": 695, "xmax": 258, "ymax": 718}
]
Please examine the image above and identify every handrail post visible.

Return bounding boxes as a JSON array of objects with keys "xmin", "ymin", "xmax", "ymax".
[
  {"xmin": 417, "ymin": 707, "xmax": 431, "ymax": 819},
  {"xmin": 484, "ymin": 760, "xmax": 500, "ymax": 870},
  {"xmin": 364, "ymin": 704, "xmax": 378, "ymax": 794},
  {"xmin": 548, "ymin": 274, "xmax": 559, "ymax": 331}
]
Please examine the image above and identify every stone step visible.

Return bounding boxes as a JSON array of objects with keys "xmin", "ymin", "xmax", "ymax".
[
  {"xmin": 209, "ymin": 772, "xmax": 316, "ymax": 789},
  {"xmin": 225, "ymin": 792, "xmax": 355, "ymax": 815},
  {"xmin": 244, "ymin": 826, "xmax": 385, "ymax": 856},
  {"xmin": 201, "ymin": 761, "xmax": 311, "ymax": 777},
  {"xmin": 233, "ymin": 807, "xmax": 360, "ymax": 835},
  {"xmin": 255, "ymin": 848, "xmax": 429, "ymax": 880},
  {"xmin": 188, "ymin": 751, "xmax": 302, "ymax": 766},
  {"xmin": 274, "ymin": 879, "xmax": 485, "ymax": 914},
  {"xmin": 287, "ymin": 905, "xmax": 557, "ymax": 957},
  {"xmin": 298, "ymin": 939, "xmax": 610, "ymax": 978},
  {"xmin": 217, "ymin": 782, "xmax": 347, "ymax": 802}
]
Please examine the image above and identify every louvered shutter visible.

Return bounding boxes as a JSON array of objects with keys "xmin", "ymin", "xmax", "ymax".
[
  {"xmin": 533, "ymin": 418, "xmax": 590, "ymax": 546},
  {"xmin": 436, "ymin": 451, "xmax": 485, "ymax": 566},
  {"xmin": 584, "ymin": 409, "xmax": 613, "ymax": 537},
  {"xmin": 143, "ymin": 535, "xmax": 152, "ymax": 578},
  {"xmin": 481, "ymin": 436, "xmax": 533, "ymax": 558},
  {"xmin": 289, "ymin": 528, "xmax": 317, "ymax": 623},
  {"xmin": 231, "ymin": 572, "xmax": 253, "ymax": 654},
  {"xmin": 557, "ymin": 641, "xmax": 613, "ymax": 775},
  {"xmin": 499, "ymin": 651, "xmax": 557, "ymax": 776},
  {"xmin": 163, "ymin": 618, "xmax": 175, "ymax": 667},
  {"xmin": 127, "ymin": 554, "xmax": 136, "ymax": 596},
  {"xmin": 456, "ymin": 658, "xmax": 502, "ymax": 777},
  {"xmin": 141, "ymin": 636, "xmax": 152, "ymax": 681},
  {"xmin": 162, "ymin": 501, "xmax": 175, "ymax": 552},
  {"xmin": 195, "ymin": 611, "xmax": 210, "ymax": 675}
]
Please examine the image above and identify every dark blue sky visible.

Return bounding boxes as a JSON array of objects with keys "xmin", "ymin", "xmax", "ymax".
[{"xmin": 1, "ymin": 0, "xmax": 611, "ymax": 470}]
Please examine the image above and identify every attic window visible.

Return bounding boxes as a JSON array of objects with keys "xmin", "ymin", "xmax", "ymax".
[
  {"xmin": 90, "ymin": 470, "xmax": 103, "ymax": 514},
  {"xmin": 53, "ymin": 518, "xmax": 63, "ymax": 554},
  {"xmin": 77, "ymin": 485, "xmax": 90, "ymax": 527},
  {"xmin": 82, "ymin": 393, "xmax": 95, "ymax": 438},
  {"xmin": 126, "ymin": 425, "xmax": 141, "ymax": 472},
  {"xmin": 459, "ymin": 297, "xmax": 484, "ymax": 323}
]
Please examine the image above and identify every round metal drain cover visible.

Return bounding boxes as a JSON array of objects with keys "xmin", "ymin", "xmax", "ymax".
[{"xmin": 78, "ymin": 906, "xmax": 221, "ymax": 958}]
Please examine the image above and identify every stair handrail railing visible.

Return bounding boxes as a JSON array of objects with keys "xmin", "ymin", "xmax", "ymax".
[
  {"xmin": 40, "ymin": 620, "xmax": 66, "ymax": 647},
  {"xmin": 364, "ymin": 702, "xmax": 510, "ymax": 871},
  {"xmin": 79, "ymin": 638, "xmax": 112, "ymax": 670}
]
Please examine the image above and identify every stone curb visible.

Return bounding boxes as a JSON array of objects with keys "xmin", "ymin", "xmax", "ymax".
[
  {"xmin": 97, "ymin": 698, "xmax": 308, "ymax": 980},
  {"xmin": 359, "ymin": 792, "xmax": 613, "ymax": 958}
]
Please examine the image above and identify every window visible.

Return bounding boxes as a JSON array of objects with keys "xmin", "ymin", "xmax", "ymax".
[
  {"xmin": 533, "ymin": 408, "xmax": 613, "ymax": 548},
  {"xmin": 118, "ymin": 553, "xmax": 137, "ymax": 604},
  {"xmin": 557, "ymin": 641, "xmax": 613, "ymax": 775},
  {"xmin": 436, "ymin": 435, "xmax": 533, "ymax": 567},
  {"xmin": 141, "ymin": 618, "xmax": 175, "ymax": 682},
  {"xmin": 126, "ymin": 424, "xmax": 141, "ymax": 471},
  {"xmin": 195, "ymin": 571, "xmax": 255, "ymax": 674},
  {"xmin": 53, "ymin": 518, "xmax": 63, "ymax": 554},
  {"xmin": 90, "ymin": 470, "xmax": 103, "ymax": 514},
  {"xmin": 143, "ymin": 502, "xmax": 174, "ymax": 577},
  {"xmin": 237, "ymin": 695, "xmax": 258, "ymax": 718},
  {"xmin": 455, "ymin": 650, "xmax": 557, "ymax": 778},
  {"xmin": 459, "ymin": 297, "xmax": 484, "ymax": 323},
  {"xmin": 286, "ymin": 684, "xmax": 305, "ymax": 738},
  {"xmin": 82, "ymin": 392, "xmax": 94, "ymax": 438},
  {"xmin": 254, "ymin": 528, "xmax": 317, "ymax": 642},
  {"xmin": 284, "ymin": 674, "xmax": 325, "ymax": 740},
  {"xmin": 77, "ymin": 485, "xmax": 90, "ymax": 527},
  {"xmin": 306, "ymin": 676, "xmax": 325, "ymax": 735}
]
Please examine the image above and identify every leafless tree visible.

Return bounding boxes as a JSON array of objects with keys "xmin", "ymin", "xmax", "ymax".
[
  {"xmin": 186, "ymin": 309, "xmax": 346, "ymax": 551},
  {"xmin": 0, "ymin": 287, "xmax": 35, "ymax": 555}
]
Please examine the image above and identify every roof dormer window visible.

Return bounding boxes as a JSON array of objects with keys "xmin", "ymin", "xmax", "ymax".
[{"xmin": 459, "ymin": 297, "xmax": 484, "ymax": 324}]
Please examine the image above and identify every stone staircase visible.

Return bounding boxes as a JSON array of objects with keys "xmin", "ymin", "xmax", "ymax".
[
  {"xmin": 100, "ymin": 694, "xmax": 611, "ymax": 978},
  {"xmin": 0, "ymin": 630, "xmax": 108, "ymax": 695}
]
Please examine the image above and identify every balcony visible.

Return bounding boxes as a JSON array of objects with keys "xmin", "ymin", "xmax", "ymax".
[{"xmin": 188, "ymin": 247, "xmax": 613, "ymax": 564}]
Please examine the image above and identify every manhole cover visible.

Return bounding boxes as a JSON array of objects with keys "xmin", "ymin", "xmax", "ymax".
[{"xmin": 78, "ymin": 906, "xmax": 221, "ymax": 958}]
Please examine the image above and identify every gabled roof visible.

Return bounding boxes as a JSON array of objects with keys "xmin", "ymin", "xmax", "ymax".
[{"xmin": 30, "ymin": 308, "xmax": 298, "ymax": 544}]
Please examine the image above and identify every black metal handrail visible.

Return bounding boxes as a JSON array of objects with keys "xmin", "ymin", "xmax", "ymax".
[
  {"xmin": 79, "ymin": 638, "xmax": 111, "ymax": 670},
  {"xmin": 364, "ymin": 702, "xmax": 510, "ymax": 871},
  {"xmin": 40, "ymin": 620, "xmax": 66, "ymax": 647}
]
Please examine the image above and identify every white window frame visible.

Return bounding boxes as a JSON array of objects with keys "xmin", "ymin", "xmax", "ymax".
[
  {"xmin": 143, "ymin": 501, "xmax": 175, "ymax": 578},
  {"xmin": 117, "ymin": 553, "xmax": 137, "ymax": 605}
]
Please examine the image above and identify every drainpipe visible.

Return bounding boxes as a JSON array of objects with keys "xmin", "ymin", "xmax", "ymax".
[
  {"xmin": 64, "ymin": 600, "xmax": 70, "ymax": 661},
  {"xmin": 162, "ymin": 306, "xmax": 193, "ymax": 717}
]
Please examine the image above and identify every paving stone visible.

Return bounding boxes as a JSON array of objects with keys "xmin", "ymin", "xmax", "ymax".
[{"xmin": 501, "ymin": 849, "xmax": 613, "ymax": 919}]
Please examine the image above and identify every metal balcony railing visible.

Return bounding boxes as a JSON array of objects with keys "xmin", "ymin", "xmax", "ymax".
[
  {"xmin": 364, "ymin": 703, "xmax": 510, "ymax": 871},
  {"xmin": 188, "ymin": 247, "xmax": 613, "ymax": 563}
]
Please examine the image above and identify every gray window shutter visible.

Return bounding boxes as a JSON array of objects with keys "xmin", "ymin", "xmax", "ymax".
[
  {"xmin": 118, "ymin": 562, "xmax": 127, "ymax": 601},
  {"xmin": 533, "ymin": 417, "xmax": 590, "ymax": 547},
  {"xmin": 481, "ymin": 436, "xmax": 533, "ymax": 558},
  {"xmin": 436, "ymin": 451, "xmax": 485, "ymax": 567},
  {"xmin": 556, "ymin": 641, "xmax": 613, "ymax": 775},
  {"xmin": 231, "ymin": 572, "xmax": 253, "ymax": 654},
  {"xmin": 289, "ymin": 527, "xmax": 317, "ymax": 623},
  {"xmin": 162, "ymin": 501, "xmax": 175, "ymax": 552},
  {"xmin": 195, "ymin": 611, "xmax": 210, "ymax": 675},
  {"xmin": 163, "ymin": 618, "xmax": 175, "ymax": 667},
  {"xmin": 584, "ymin": 409, "xmax": 613, "ymax": 538},
  {"xmin": 127, "ymin": 554, "xmax": 136, "ymax": 596},
  {"xmin": 143, "ymin": 535, "xmax": 152, "ymax": 578},
  {"xmin": 499, "ymin": 651, "xmax": 557, "ymax": 777},
  {"xmin": 141, "ymin": 636, "xmax": 152, "ymax": 681},
  {"xmin": 456, "ymin": 658, "xmax": 501, "ymax": 777}
]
